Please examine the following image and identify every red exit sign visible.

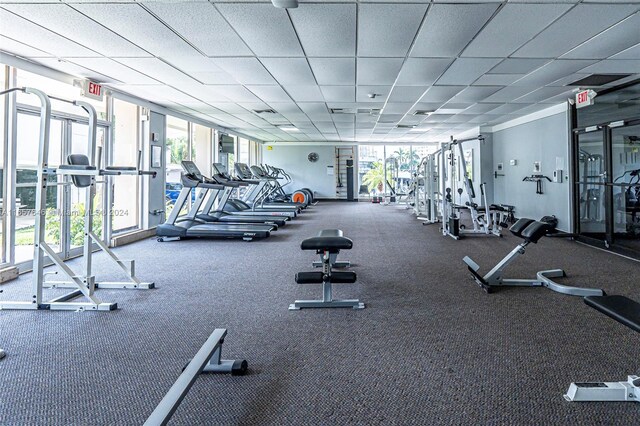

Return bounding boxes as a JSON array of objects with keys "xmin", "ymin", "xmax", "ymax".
[
  {"xmin": 81, "ymin": 80, "xmax": 104, "ymax": 101},
  {"xmin": 576, "ymin": 89, "xmax": 595, "ymax": 109}
]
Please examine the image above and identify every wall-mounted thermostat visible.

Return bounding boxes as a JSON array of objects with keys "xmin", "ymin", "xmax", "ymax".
[
  {"xmin": 510, "ymin": 159, "xmax": 517, "ymax": 166},
  {"xmin": 533, "ymin": 161, "xmax": 541, "ymax": 173}
]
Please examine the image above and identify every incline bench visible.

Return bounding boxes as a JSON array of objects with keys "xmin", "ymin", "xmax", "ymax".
[
  {"xmin": 290, "ymin": 229, "xmax": 364, "ymax": 310},
  {"xmin": 565, "ymin": 295, "xmax": 640, "ymax": 403}
]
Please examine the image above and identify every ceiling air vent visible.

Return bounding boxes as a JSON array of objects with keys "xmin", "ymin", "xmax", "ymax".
[
  {"xmin": 568, "ymin": 74, "xmax": 631, "ymax": 87},
  {"xmin": 329, "ymin": 108, "xmax": 356, "ymax": 114},
  {"xmin": 357, "ymin": 108, "xmax": 381, "ymax": 115},
  {"xmin": 413, "ymin": 110, "xmax": 434, "ymax": 116},
  {"xmin": 253, "ymin": 109, "xmax": 276, "ymax": 114},
  {"xmin": 396, "ymin": 124, "xmax": 416, "ymax": 129}
]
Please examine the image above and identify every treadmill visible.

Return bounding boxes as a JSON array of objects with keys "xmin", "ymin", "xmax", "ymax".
[
  {"xmin": 214, "ymin": 163, "xmax": 298, "ymax": 218},
  {"xmin": 156, "ymin": 161, "xmax": 275, "ymax": 242},
  {"xmin": 234, "ymin": 163, "xmax": 302, "ymax": 212},
  {"xmin": 195, "ymin": 170, "xmax": 289, "ymax": 227}
]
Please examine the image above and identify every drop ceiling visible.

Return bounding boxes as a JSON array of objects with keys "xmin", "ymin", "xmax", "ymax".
[{"xmin": 0, "ymin": 0, "xmax": 638, "ymax": 144}]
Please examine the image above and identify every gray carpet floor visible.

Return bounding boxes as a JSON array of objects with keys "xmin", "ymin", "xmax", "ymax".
[{"xmin": 1, "ymin": 201, "xmax": 638, "ymax": 425}]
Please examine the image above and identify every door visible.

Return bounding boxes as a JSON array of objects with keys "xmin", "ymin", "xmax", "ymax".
[
  {"xmin": 575, "ymin": 129, "xmax": 608, "ymax": 240},
  {"xmin": 610, "ymin": 122, "xmax": 640, "ymax": 253}
]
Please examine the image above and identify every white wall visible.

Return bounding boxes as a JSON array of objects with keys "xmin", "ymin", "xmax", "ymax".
[
  {"xmin": 261, "ymin": 144, "xmax": 339, "ymax": 199},
  {"xmin": 492, "ymin": 111, "xmax": 571, "ymax": 231}
]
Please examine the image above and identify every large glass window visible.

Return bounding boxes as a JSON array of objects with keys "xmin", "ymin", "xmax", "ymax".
[
  {"xmin": 358, "ymin": 145, "xmax": 385, "ymax": 197},
  {"xmin": 0, "ymin": 65, "xmax": 6, "ymax": 263},
  {"xmin": 166, "ymin": 116, "xmax": 190, "ymax": 184},
  {"xmin": 192, "ymin": 123, "xmax": 212, "ymax": 177},
  {"xmin": 238, "ymin": 138, "xmax": 250, "ymax": 165},
  {"xmin": 112, "ymin": 98, "xmax": 140, "ymax": 233}
]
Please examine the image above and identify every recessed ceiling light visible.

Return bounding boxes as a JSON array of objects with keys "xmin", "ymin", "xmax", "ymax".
[
  {"xmin": 409, "ymin": 128, "xmax": 428, "ymax": 132},
  {"xmin": 278, "ymin": 126, "xmax": 299, "ymax": 132}
]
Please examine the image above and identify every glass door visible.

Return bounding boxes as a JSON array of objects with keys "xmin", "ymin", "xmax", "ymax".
[
  {"xmin": 575, "ymin": 129, "xmax": 609, "ymax": 240},
  {"xmin": 611, "ymin": 122, "xmax": 640, "ymax": 252}
]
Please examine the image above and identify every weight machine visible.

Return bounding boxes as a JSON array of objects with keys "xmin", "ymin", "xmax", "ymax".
[
  {"xmin": 0, "ymin": 87, "xmax": 155, "ymax": 312},
  {"xmin": 441, "ymin": 136, "xmax": 502, "ymax": 239}
]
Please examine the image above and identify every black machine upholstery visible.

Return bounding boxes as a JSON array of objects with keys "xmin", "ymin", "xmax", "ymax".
[
  {"xmin": 59, "ymin": 154, "xmax": 95, "ymax": 188},
  {"xmin": 301, "ymin": 236, "xmax": 353, "ymax": 251},
  {"xmin": 584, "ymin": 295, "xmax": 640, "ymax": 333},
  {"xmin": 295, "ymin": 271, "xmax": 357, "ymax": 284},
  {"xmin": 318, "ymin": 229, "xmax": 343, "ymax": 238},
  {"xmin": 509, "ymin": 218, "xmax": 535, "ymax": 238},
  {"xmin": 520, "ymin": 221, "xmax": 556, "ymax": 244}
]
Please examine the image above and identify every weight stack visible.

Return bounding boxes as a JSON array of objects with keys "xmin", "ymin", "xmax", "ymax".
[{"xmin": 346, "ymin": 159, "xmax": 355, "ymax": 201}]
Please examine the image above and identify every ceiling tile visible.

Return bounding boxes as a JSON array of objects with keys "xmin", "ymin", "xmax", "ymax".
[
  {"xmin": 308, "ymin": 58, "xmax": 355, "ymax": 86},
  {"xmin": 215, "ymin": 3, "xmax": 303, "ymax": 57},
  {"xmin": 356, "ymin": 86, "xmax": 392, "ymax": 103},
  {"xmin": 71, "ymin": 3, "xmax": 198, "ymax": 58},
  {"xmin": 0, "ymin": 8, "xmax": 98, "ymax": 57},
  {"xmin": 512, "ymin": 86, "xmax": 573, "ymax": 104},
  {"xmin": 489, "ymin": 58, "xmax": 551, "ymax": 74},
  {"xmin": 2, "ymin": 3, "xmax": 149, "ymax": 57},
  {"xmin": 512, "ymin": 59, "xmax": 598, "ymax": 86},
  {"xmin": 269, "ymin": 102, "xmax": 304, "ymax": 114},
  {"xmin": 0, "ymin": 36, "xmax": 52, "ymax": 58},
  {"xmin": 482, "ymin": 86, "xmax": 536, "ymax": 102},
  {"xmin": 382, "ymin": 103, "xmax": 414, "ymax": 115},
  {"xmin": 462, "ymin": 4, "xmax": 572, "ymax": 57},
  {"xmin": 246, "ymin": 85, "xmax": 292, "ymax": 103},
  {"xmin": 143, "ymin": 2, "xmax": 251, "ymax": 57},
  {"xmin": 320, "ymin": 86, "xmax": 356, "ymax": 102},
  {"xmin": 284, "ymin": 86, "xmax": 324, "ymax": 102},
  {"xmin": 396, "ymin": 58, "xmax": 453, "ymax": 86},
  {"xmin": 289, "ymin": 4, "xmax": 356, "ymax": 57},
  {"xmin": 261, "ymin": 58, "xmax": 316, "ymax": 85},
  {"xmin": 68, "ymin": 58, "xmax": 160, "ymax": 85},
  {"xmin": 115, "ymin": 57, "xmax": 201, "ymax": 86},
  {"xmin": 473, "ymin": 74, "xmax": 523, "ymax": 86},
  {"xmin": 578, "ymin": 59, "xmax": 640, "ymax": 74},
  {"xmin": 160, "ymin": 55, "xmax": 238, "ymax": 84},
  {"xmin": 387, "ymin": 86, "xmax": 426, "ymax": 103},
  {"xmin": 210, "ymin": 58, "xmax": 276, "ymax": 85},
  {"xmin": 562, "ymin": 12, "xmax": 640, "ymax": 60},
  {"xmin": 31, "ymin": 58, "xmax": 118, "ymax": 83},
  {"xmin": 436, "ymin": 58, "xmax": 501, "ymax": 85},
  {"xmin": 485, "ymin": 103, "xmax": 529, "ymax": 115},
  {"xmin": 358, "ymin": 4, "xmax": 428, "ymax": 57},
  {"xmin": 203, "ymin": 85, "xmax": 261, "ymax": 103},
  {"xmin": 458, "ymin": 103, "xmax": 502, "ymax": 115},
  {"xmin": 297, "ymin": 102, "xmax": 328, "ymax": 116},
  {"xmin": 357, "ymin": 58, "xmax": 404, "ymax": 85},
  {"xmin": 419, "ymin": 86, "xmax": 464, "ymax": 103},
  {"xmin": 411, "ymin": 3, "xmax": 499, "ymax": 57},
  {"xmin": 514, "ymin": 5, "xmax": 639, "ymax": 59},
  {"xmin": 611, "ymin": 43, "xmax": 640, "ymax": 59},
  {"xmin": 450, "ymin": 86, "xmax": 502, "ymax": 102}
]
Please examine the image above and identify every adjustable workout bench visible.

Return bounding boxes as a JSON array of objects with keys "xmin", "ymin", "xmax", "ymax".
[
  {"xmin": 463, "ymin": 218, "xmax": 605, "ymax": 296},
  {"xmin": 312, "ymin": 229, "xmax": 351, "ymax": 269},
  {"xmin": 290, "ymin": 230, "xmax": 364, "ymax": 310},
  {"xmin": 565, "ymin": 295, "xmax": 640, "ymax": 402}
]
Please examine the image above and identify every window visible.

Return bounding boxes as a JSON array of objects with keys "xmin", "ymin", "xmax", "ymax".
[
  {"xmin": 192, "ymin": 123, "xmax": 212, "ymax": 177},
  {"xmin": 358, "ymin": 145, "xmax": 385, "ymax": 197},
  {"xmin": 238, "ymin": 138, "xmax": 250, "ymax": 164},
  {"xmin": 111, "ymin": 98, "xmax": 140, "ymax": 233},
  {"xmin": 0, "ymin": 65, "xmax": 6, "ymax": 263},
  {"xmin": 166, "ymin": 116, "xmax": 190, "ymax": 184}
]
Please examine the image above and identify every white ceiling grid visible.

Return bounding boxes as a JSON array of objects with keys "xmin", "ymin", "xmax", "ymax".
[{"xmin": 0, "ymin": 1, "xmax": 638, "ymax": 144}]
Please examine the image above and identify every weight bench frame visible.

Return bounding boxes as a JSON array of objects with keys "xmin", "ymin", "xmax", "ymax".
[
  {"xmin": 565, "ymin": 295, "xmax": 640, "ymax": 403},
  {"xmin": 311, "ymin": 229, "xmax": 351, "ymax": 269}
]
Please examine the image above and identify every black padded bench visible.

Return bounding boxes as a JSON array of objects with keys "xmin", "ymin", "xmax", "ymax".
[
  {"xmin": 564, "ymin": 295, "xmax": 640, "ymax": 402},
  {"xmin": 312, "ymin": 229, "xmax": 351, "ymax": 268},
  {"xmin": 290, "ymin": 230, "xmax": 364, "ymax": 310}
]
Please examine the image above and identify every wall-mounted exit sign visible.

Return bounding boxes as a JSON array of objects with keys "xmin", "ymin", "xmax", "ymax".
[
  {"xmin": 576, "ymin": 89, "xmax": 596, "ymax": 109},
  {"xmin": 79, "ymin": 80, "xmax": 104, "ymax": 101}
]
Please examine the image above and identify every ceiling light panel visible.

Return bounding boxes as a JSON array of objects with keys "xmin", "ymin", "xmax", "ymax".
[
  {"xmin": 210, "ymin": 58, "xmax": 276, "ymax": 85},
  {"xmin": 358, "ymin": 4, "xmax": 428, "ymax": 57},
  {"xmin": 143, "ymin": 1, "xmax": 251, "ymax": 57},
  {"xmin": 462, "ymin": 3, "xmax": 572, "ymax": 57},
  {"xmin": 216, "ymin": 3, "xmax": 303, "ymax": 57},
  {"xmin": 419, "ymin": 86, "xmax": 465, "ymax": 103},
  {"xmin": 308, "ymin": 58, "xmax": 355, "ymax": 86},
  {"xmin": 289, "ymin": 4, "xmax": 356, "ymax": 57},
  {"xmin": 435, "ymin": 58, "xmax": 501, "ymax": 85},
  {"xmin": 2, "ymin": 3, "xmax": 149, "ymax": 57},
  {"xmin": 514, "ymin": 5, "xmax": 639, "ymax": 59},
  {"xmin": 411, "ymin": 3, "xmax": 499, "ymax": 58},
  {"xmin": 395, "ymin": 58, "xmax": 453, "ymax": 86},
  {"xmin": 357, "ymin": 58, "xmax": 404, "ymax": 85},
  {"xmin": 562, "ymin": 13, "xmax": 640, "ymax": 60},
  {"xmin": 260, "ymin": 58, "xmax": 316, "ymax": 86},
  {"xmin": 0, "ymin": 8, "xmax": 97, "ymax": 57},
  {"xmin": 70, "ymin": 3, "xmax": 198, "ymax": 58}
]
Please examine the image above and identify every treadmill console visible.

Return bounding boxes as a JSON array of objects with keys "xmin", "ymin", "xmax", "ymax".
[{"xmin": 182, "ymin": 161, "xmax": 203, "ymax": 179}]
